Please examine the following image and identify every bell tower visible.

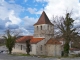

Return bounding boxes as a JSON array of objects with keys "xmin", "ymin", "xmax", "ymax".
[{"xmin": 33, "ymin": 11, "xmax": 54, "ymax": 38}]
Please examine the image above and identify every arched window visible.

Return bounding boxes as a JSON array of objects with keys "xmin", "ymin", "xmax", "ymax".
[
  {"xmin": 21, "ymin": 45, "xmax": 22, "ymax": 50},
  {"xmin": 40, "ymin": 45, "xmax": 42, "ymax": 51},
  {"xmin": 48, "ymin": 25, "xmax": 49, "ymax": 30},
  {"xmin": 41, "ymin": 26, "xmax": 42, "ymax": 30},
  {"xmin": 37, "ymin": 26, "xmax": 38, "ymax": 30}
]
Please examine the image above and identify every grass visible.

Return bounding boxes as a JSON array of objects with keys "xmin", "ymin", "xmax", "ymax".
[
  {"xmin": 11, "ymin": 52, "xmax": 80, "ymax": 58},
  {"xmin": 11, "ymin": 53, "xmax": 57, "ymax": 58},
  {"xmin": 19, "ymin": 54, "xmax": 31, "ymax": 56},
  {"xmin": 12, "ymin": 53, "xmax": 31, "ymax": 56}
]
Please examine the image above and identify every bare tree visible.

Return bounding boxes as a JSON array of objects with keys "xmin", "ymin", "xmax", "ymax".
[{"xmin": 53, "ymin": 13, "xmax": 78, "ymax": 56}]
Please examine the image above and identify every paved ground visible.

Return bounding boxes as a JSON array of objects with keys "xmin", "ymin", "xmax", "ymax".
[
  {"xmin": 0, "ymin": 46, "xmax": 80, "ymax": 60},
  {"xmin": 0, "ymin": 54, "xmax": 80, "ymax": 60}
]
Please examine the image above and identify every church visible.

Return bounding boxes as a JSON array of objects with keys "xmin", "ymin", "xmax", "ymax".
[{"xmin": 12, "ymin": 11, "xmax": 62, "ymax": 57}]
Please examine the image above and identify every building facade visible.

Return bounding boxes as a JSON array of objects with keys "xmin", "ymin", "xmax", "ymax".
[{"xmin": 13, "ymin": 11, "xmax": 62, "ymax": 56}]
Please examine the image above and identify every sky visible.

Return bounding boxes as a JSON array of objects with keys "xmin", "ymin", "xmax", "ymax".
[{"xmin": 0, "ymin": 0, "xmax": 80, "ymax": 36}]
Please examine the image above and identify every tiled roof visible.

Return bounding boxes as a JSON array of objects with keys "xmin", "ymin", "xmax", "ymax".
[
  {"xmin": 16, "ymin": 36, "xmax": 33, "ymax": 43},
  {"xmin": 16, "ymin": 36, "xmax": 44, "ymax": 44},
  {"xmin": 46, "ymin": 38, "xmax": 61, "ymax": 45},
  {"xmin": 34, "ymin": 11, "xmax": 53, "ymax": 25},
  {"xmin": 30, "ymin": 38, "xmax": 44, "ymax": 44}
]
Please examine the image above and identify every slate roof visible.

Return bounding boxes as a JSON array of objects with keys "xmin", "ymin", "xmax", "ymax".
[
  {"xmin": 34, "ymin": 11, "xmax": 53, "ymax": 25},
  {"xmin": 46, "ymin": 38, "xmax": 61, "ymax": 45}
]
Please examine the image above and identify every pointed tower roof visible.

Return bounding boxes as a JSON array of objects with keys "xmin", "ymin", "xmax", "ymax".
[{"xmin": 34, "ymin": 11, "xmax": 53, "ymax": 25}]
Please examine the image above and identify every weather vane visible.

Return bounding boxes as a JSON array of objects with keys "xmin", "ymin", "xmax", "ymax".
[
  {"xmin": 43, "ymin": 6, "xmax": 44, "ymax": 11},
  {"xmin": 43, "ymin": 4, "xmax": 44, "ymax": 11}
]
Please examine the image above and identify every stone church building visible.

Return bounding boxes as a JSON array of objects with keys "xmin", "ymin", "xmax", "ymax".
[{"xmin": 12, "ymin": 11, "xmax": 62, "ymax": 56}]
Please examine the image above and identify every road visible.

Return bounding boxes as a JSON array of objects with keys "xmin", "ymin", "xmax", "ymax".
[
  {"xmin": 0, "ymin": 54, "xmax": 80, "ymax": 60},
  {"xmin": 0, "ymin": 54, "xmax": 44, "ymax": 60}
]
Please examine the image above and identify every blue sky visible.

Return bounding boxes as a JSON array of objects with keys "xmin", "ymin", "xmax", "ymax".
[{"xmin": 0, "ymin": 0, "xmax": 80, "ymax": 36}]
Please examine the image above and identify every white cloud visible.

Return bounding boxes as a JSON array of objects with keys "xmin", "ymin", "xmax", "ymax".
[
  {"xmin": 36, "ymin": 8, "xmax": 43, "ymax": 14},
  {"xmin": 23, "ymin": 16, "xmax": 38, "ymax": 26},
  {"xmin": 8, "ymin": 0, "xmax": 15, "ymax": 3},
  {"xmin": 0, "ymin": 0, "xmax": 24, "ymax": 26},
  {"xmin": 0, "ymin": 0, "xmax": 4, "ymax": 2},
  {"xmin": 24, "ymin": 0, "xmax": 27, "ymax": 2},
  {"xmin": 0, "ymin": 0, "xmax": 39, "ymax": 35},
  {"xmin": 0, "ymin": 0, "xmax": 27, "ymax": 35},
  {"xmin": 27, "ymin": 8, "xmax": 37, "ymax": 14},
  {"xmin": 15, "ymin": 16, "xmax": 38, "ymax": 35},
  {"xmin": 27, "ymin": 7, "xmax": 43, "ymax": 15},
  {"xmin": 34, "ymin": 0, "xmax": 80, "ymax": 20},
  {"xmin": 44, "ymin": 0, "xmax": 80, "ymax": 19},
  {"xmin": 0, "ymin": 0, "xmax": 80, "ymax": 35},
  {"xmin": 34, "ymin": 0, "xmax": 47, "ymax": 2},
  {"xmin": 0, "ymin": 0, "xmax": 24, "ymax": 20},
  {"xmin": 40, "ymin": 0, "xmax": 80, "ymax": 29},
  {"xmin": 37, "ymin": 0, "xmax": 80, "ymax": 34},
  {"xmin": 9, "ymin": 10, "xmax": 21, "ymax": 24},
  {"xmin": 19, "ymin": 27, "xmax": 33, "ymax": 36}
]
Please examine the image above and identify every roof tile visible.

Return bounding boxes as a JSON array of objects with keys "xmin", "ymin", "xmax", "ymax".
[
  {"xmin": 16, "ymin": 36, "xmax": 44, "ymax": 44},
  {"xmin": 16, "ymin": 36, "xmax": 33, "ymax": 43},
  {"xmin": 30, "ymin": 38, "xmax": 44, "ymax": 44},
  {"xmin": 46, "ymin": 38, "xmax": 61, "ymax": 45}
]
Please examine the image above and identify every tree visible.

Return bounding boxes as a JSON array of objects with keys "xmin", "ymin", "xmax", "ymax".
[
  {"xmin": 3, "ymin": 29, "xmax": 18, "ymax": 54},
  {"xmin": 26, "ymin": 39, "xmax": 31, "ymax": 55},
  {"xmin": 53, "ymin": 13, "xmax": 78, "ymax": 56}
]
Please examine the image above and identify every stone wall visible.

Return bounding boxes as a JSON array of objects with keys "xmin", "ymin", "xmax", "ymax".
[
  {"xmin": 30, "ymin": 44, "xmax": 37, "ymax": 55},
  {"xmin": 12, "ymin": 43, "xmax": 27, "ymax": 54},
  {"xmin": 34, "ymin": 24, "xmax": 54, "ymax": 38},
  {"xmin": 46, "ymin": 44, "xmax": 61, "ymax": 56}
]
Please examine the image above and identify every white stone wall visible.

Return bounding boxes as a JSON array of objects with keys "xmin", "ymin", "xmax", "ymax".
[
  {"xmin": 13, "ymin": 43, "xmax": 37, "ymax": 55},
  {"xmin": 30, "ymin": 44, "xmax": 37, "ymax": 55},
  {"xmin": 34, "ymin": 24, "xmax": 54, "ymax": 38},
  {"xmin": 30, "ymin": 38, "xmax": 51, "ymax": 55},
  {"xmin": 33, "ymin": 38, "xmax": 51, "ymax": 55},
  {"xmin": 12, "ymin": 43, "xmax": 27, "ymax": 54},
  {"xmin": 46, "ymin": 44, "xmax": 61, "ymax": 56},
  {"xmin": 36, "ymin": 39, "xmax": 46, "ymax": 55}
]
